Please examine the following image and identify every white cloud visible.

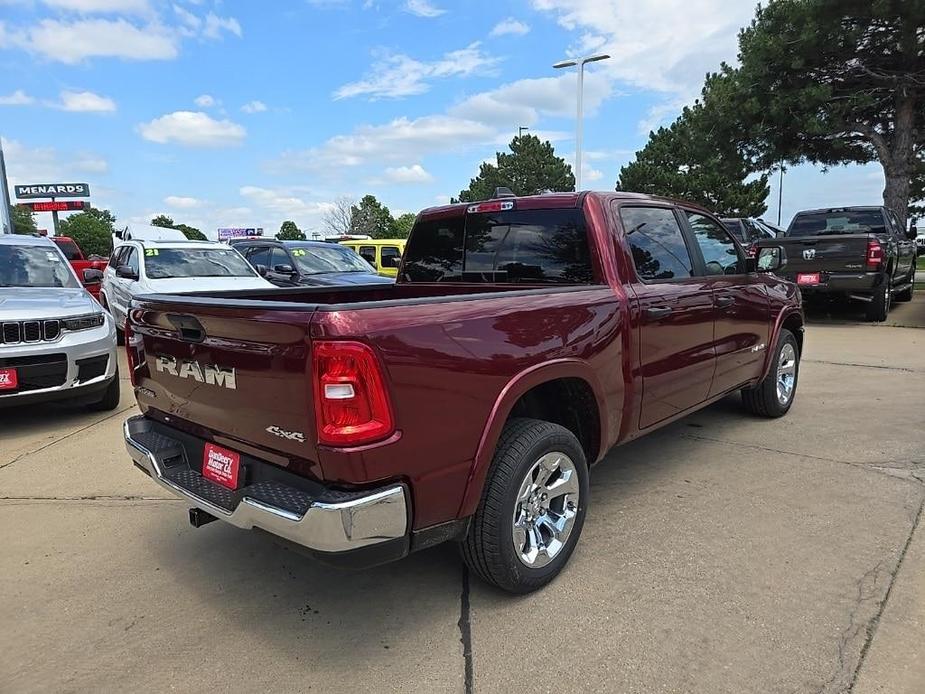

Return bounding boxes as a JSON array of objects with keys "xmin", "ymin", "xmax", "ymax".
[
  {"xmin": 164, "ymin": 195, "xmax": 203, "ymax": 208},
  {"xmin": 56, "ymin": 89, "xmax": 117, "ymax": 112},
  {"xmin": 334, "ymin": 42, "xmax": 497, "ymax": 100},
  {"xmin": 270, "ymin": 115, "xmax": 496, "ymax": 172},
  {"xmin": 533, "ymin": 0, "xmax": 753, "ymax": 95},
  {"xmin": 239, "ymin": 185, "xmax": 334, "ymax": 220},
  {"xmin": 138, "ymin": 111, "xmax": 246, "ymax": 147},
  {"xmin": 0, "ymin": 89, "xmax": 34, "ymax": 106},
  {"xmin": 194, "ymin": 94, "xmax": 216, "ymax": 107},
  {"xmin": 384, "ymin": 164, "xmax": 433, "ymax": 184},
  {"xmin": 202, "ymin": 12, "xmax": 241, "ymax": 40},
  {"xmin": 173, "ymin": 4, "xmax": 201, "ymax": 33},
  {"xmin": 404, "ymin": 0, "xmax": 444, "ymax": 18},
  {"xmin": 16, "ymin": 18, "xmax": 178, "ymax": 63},
  {"xmin": 490, "ymin": 18, "xmax": 529, "ymax": 37},
  {"xmin": 0, "ymin": 137, "xmax": 109, "ymax": 185},
  {"xmin": 450, "ymin": 73, "xmax": 611, "ymax": 127},
  {"xmin": 241, "ymin": 100, "xmax": 267, "ymax": 113},
  {"xmin": 42, "ymin": 0, "xmax": 150, "ymax": 13}
]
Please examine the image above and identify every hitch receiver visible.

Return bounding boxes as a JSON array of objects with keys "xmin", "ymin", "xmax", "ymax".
[{"xmin": 188, "ymin": 507, "xmax": 218, "ymax": 528}]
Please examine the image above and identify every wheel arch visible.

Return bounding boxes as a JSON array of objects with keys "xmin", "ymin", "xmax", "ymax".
[
  {"xmin": 760, "ymin": 308, "xmax": 804, "ymax": 381},
  {"xmin": 457, "ymin": 359, "xmax": 608, "ymax": 519}
]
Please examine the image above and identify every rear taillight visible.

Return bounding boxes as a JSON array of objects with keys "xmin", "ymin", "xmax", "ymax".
[
  {"xmin": 312, "ymin": 341, "xmax": 394, "ymax": 447},
  {"xmin": 124, "ymin": 312, "xmax": 145, "ymax": 387},
  {"xmin": 866, "ymin": 239, "xmax": 883, "ymax": 270}
]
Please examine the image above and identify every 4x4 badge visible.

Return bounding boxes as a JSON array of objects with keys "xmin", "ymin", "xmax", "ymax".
[{"xmin": 266, "ymin": 426, "xmax": 305, "ymax": 443}]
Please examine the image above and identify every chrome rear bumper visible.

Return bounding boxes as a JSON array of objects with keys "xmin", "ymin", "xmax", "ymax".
[{"xmin": 124, "ymin": 415, "xmax": 408, "ymax": 554}]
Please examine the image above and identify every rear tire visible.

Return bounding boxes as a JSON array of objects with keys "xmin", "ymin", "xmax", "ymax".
[
  {"xmin": 741, "ymin": 329, "xmax": 799, "ymax": 418},
  {"xmin": 460, "ymin": 418, "xmax": 589, "ymax": 594},
  {"xmin": 865, "ymin": 283, "xmax": 890, "ymax": 322},
  {"xmin": 87, "ymin": 369, "xmax": 121, "ymax": 412}
]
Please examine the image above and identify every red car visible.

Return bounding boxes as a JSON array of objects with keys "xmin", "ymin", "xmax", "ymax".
[
  {"xmin": 51, "ymin": 236, "xmax": 108, "ymax": 300},
  {"xmin": 122, "ymin": 191, "xmax": 803, "ymax": 593}
]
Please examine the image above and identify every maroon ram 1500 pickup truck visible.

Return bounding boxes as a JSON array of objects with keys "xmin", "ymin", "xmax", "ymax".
[{"xmin": 123, "ymin": 191, "xmax": 803, "ymax": 593}]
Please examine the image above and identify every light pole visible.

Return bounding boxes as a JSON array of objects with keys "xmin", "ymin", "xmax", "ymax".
[{"xmin": 553, "ymin": 53, "xmax": 610, "ymax": 191}]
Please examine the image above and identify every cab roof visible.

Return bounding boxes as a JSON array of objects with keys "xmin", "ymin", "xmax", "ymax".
[{"xmin": 418, "ymin": 191, "xmax": 712, "ymax": 219}]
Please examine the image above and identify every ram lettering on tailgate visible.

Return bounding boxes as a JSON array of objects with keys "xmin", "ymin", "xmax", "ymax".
[{"xmin": 154, "ymin": 355, "xmax": 237, "ymax": 390}]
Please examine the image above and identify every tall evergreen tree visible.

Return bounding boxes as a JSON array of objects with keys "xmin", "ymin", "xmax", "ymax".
[{"xmin": 456, "ymin": 134, "xmax": 575, "ymax": 202}]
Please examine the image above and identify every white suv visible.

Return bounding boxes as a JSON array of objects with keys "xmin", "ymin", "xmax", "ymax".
[
  {"xmin": 0, "ymin": 235, "xmax": 119, "ymax": 410},
  {"xmin": 100, "ymin": 239, "xmax": 273, "ymax": 339}
]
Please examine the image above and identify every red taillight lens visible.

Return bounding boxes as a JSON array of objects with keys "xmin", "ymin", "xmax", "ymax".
[
  {"xmin": 124, "ymin": 312, "xmax": 145, "ymax": 387},
  {"xmin": 312, "ymin": 341, "xmax": 394, "ymax": 447},
  {"xmin": 866, "ymin": 239, "xmax": 883, "ymax": 270},
  {"xmin": 124, "ymin": 316, "xmax": 138, "ymax": 386}
]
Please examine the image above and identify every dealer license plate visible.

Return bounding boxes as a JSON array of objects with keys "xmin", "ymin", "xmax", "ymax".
[
  {"xmin": 0, "ymin": 368, "xmax": 18, "ymax": 391},
  {"xmin": 202, "ymin": 443, "xmax": 241, "ymax": 490},
  {"xmin": 797, "ymin": 272, "xmax": 821, "ymax": 286}
]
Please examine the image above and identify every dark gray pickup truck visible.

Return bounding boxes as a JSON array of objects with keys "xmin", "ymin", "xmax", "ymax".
[{"xmin": 775, "ymin": 207, "xmax": 917, "ymax": 321}]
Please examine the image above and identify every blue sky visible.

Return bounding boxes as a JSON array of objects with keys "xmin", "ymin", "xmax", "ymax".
[{"xmin": 0, "ymin": 0, "xmax": 886, "ymax": 238}]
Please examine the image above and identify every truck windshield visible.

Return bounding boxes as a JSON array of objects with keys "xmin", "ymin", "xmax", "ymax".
[
  {"xmin": 788, "ymin": 210, "xmax": 886, "ymax": 237},
  {"xmin": 0, "ymin": 244, "xmax": 79, "ymax": 288},
  {"xmin": 145, "ymin": 248, "xmax": 257, "ymax": 279},
  {"xmin": 402, "ymin": 208, "xmax": 594, "ymax": 284},
  {"xmin": 290, "ymin": 245, "xmax": 374, "ymax": 274}
]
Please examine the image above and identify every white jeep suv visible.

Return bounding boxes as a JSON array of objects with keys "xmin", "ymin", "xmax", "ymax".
[{"xmin": 0, "ymin": 235, "xmax": 119, "ymax": 410}]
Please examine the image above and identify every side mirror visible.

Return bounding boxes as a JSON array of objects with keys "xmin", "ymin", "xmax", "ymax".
[
  {"xmin": 82, "ymin": 268, "xmax": 104, "ymax": 284},
  {"xmin": 116, "ymin": 265, "xmax": 138, "ymax": 280},
  {"xmin": 273, "ymin": 264, "xmax": 295, "ymax": 274},
  {"xmin": 907, "ymin": 228, "xmax": 917, "ymax": 241},
  {"xmin": 755, "ymin": 246, "xmax": 786, "ymax": 273},
  {"xmin": 255, "ymin": 264, "xmax": 268, "ymax": 277}
]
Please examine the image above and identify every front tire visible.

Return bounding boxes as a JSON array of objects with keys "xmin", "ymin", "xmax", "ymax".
[
  {"xmin": 460, "ymin": 418, "xmax": 589, "ymax": 594},
  {"xmin": 894, "ymin": 267, "xmax": 915, "ymax": 302},
  {"xmin": 87, "ymin": 370, "xmax": 121, "ymax": 411},
  {"xmin": 741, "ymin": 329, "xmax": 799, "ymax": 418}
]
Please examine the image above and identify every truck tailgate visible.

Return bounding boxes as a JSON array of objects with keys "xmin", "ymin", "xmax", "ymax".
[
  {"xmin": 129, "ymin": 298, "xmax": 319, "ymax": 465},
  {"xmin": 776, "ymin": 234, "xmax": 872, "ymax": 274}
]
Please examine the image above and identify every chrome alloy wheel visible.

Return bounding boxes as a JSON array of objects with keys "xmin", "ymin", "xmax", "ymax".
[
  {"xmin": 511, "ymin": 452, "xmax": 580, "ymax": 568},
  {"xmin": 776, "ymin": 342, "xmax": 797, "ymax": 406}
]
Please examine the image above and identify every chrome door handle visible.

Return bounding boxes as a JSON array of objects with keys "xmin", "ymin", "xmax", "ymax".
[{"xmin": 715, "ymin": 296, "xmax": 734, "ymax": 308}]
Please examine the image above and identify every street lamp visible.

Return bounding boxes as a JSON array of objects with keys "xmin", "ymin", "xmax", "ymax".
[{"xmin": 553, "ymin": 53, "xmax": 610, "ymax": 191}]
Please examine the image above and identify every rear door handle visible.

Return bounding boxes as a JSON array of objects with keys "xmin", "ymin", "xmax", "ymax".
[
  {"xmin": 644, "ymin": 306, "xmax": 673, "ymax": 321},
  {"xmin": 715, "ymin": 296, "xmax": 735, "ymax": 308}
]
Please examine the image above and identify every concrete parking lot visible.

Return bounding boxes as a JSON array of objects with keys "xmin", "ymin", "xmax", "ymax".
[{"xmin": 2, "ymin": 317, "xmax": 924, "ymax": 693}]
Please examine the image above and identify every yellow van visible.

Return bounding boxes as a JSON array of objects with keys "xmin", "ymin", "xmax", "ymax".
[{"xmin": 339, "ymin": 239, "xmax": 407, "ymax": 279}]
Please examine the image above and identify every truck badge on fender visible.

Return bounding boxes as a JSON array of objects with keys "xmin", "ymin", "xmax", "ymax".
[{"xmin": 154, "ymin": 355, "xmax": 237, "ymax": 390}]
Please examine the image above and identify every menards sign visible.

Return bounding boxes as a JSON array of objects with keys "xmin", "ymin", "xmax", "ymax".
[{"xmin": 14, "ymin": 183, "xmax": 90, "ymax": 199}]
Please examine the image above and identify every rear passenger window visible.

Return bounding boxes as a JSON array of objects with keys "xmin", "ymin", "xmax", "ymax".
[
  {"xmin": 620, "ymin": 207, "xmax": 694, "ymax": 282},
  {"xmin": 462, "ymin": 209, "xmax": 593, "ymax": 284},
  {"xmin": 402, "ymin": 218, "xmax": 465, "ymax": 281},
  {"xmin": 380, "ymin": 246, "xmax": 401, "ymax": 269},
  {"xmin": 246, "ymin": 247, "xmax": 270, "ymax": 267}
]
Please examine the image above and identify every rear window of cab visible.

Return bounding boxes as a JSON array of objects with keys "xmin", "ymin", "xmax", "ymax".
[{"xmin": 401, "ymin": 208, "xmax": 594, "ymax": 284}]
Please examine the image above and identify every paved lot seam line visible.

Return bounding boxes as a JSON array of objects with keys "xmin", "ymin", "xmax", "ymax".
[
  {"xmin": 848, "ymin": 496, "xmax": 925, "ymax": 692},
  {"xmin": 0, "ymin": 495, "xmax": 176, "ymax": 502},
  {"xmin": 804, "ymin": 359, "xmax": 922, "ymax": 374},
  {"xmin": 0, "ymin": 405, "xmax": 136, "ymax": 472},
  {"xmin": 458, "ymin": 564, "xmax": 473, "ymax": 694},
  {"xmin": 681, "ymin": 433, "xmax": 925, "ymax": 476}
]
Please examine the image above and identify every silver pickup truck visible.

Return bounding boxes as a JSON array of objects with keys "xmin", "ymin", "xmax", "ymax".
[{"xmin": 0, "ymin": 234, "xmax": 120, "ymax": 410}]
